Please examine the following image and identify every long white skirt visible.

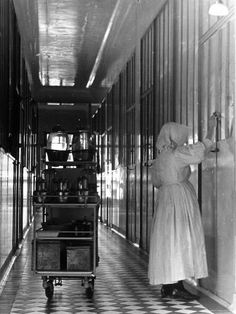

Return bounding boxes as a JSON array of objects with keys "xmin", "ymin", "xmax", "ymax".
[{"xmin": 148, "ymin": 181, "xmax": 208, "ymax": 285}]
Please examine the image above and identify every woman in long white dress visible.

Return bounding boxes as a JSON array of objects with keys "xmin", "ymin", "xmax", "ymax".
[{"xmin": 148, "ymin": 115, "xmax": 216, "ymax": 300}]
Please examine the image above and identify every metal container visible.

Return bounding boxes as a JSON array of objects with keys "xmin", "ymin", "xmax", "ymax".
[
  {"xmin": 72, "ymin": 130, "xmax": 95, "ymax": 161},
  {"xmin": 77, "ymin": 176, "xmax": 88, "ymax": 190},
  {"xmin": 72, "ymin": 130, "xmax": 90, "ymax": 150},
  {"xmin": 46, "ymin": 125, "xmax": 70, "ymax": 161},
  {"xmin": 47, "ymin": 125, "xmax": 69, "ymax": 150}
]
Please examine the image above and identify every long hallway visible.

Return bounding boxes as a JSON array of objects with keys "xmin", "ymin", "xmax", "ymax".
[{"xmin": 0, "ymin": 223, "xmax": 231, "ymax": 314}]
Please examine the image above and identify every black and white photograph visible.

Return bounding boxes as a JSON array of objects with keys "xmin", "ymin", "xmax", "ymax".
[{"xmin": 0, "ymin": 0, "xmax": 235, "ymax": 313}]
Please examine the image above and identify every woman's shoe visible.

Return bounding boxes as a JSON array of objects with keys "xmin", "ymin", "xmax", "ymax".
[
  {"xmin": 171, "ymin": 288, "xmax": 199, "ymax": 300},
  {"xmin": 161, "ymin": 286, "xmax": 171, "ymax": 298},
  {"xmin": 161, "ymin": 287, "xmax": 167, "ymax": 298}
]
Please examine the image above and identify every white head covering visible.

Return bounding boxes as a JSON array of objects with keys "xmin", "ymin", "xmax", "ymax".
[{"xmin": 156, "ymin": 122, "xmax": 190, "ymax": 152}]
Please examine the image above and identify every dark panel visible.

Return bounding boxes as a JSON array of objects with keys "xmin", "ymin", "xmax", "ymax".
[
  {"xmin": 0, "ymin": 0, "xmax": 10, "ymax": 148},
  {"xmin": 126, "ymin": 55, "xmax": 136, "ymax": 242},
  {"xmin": 140, "ymin": 22, "xmax": 155, "ymax": 250}
]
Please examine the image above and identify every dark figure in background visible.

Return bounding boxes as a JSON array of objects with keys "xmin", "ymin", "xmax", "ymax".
[{"xmin": 148, "ymin": 115, "xmax": 217, "ymax": 300}]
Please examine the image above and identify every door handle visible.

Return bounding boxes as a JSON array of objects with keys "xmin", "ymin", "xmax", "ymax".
[{"xmin": 211, "ymin": 111, "xmax": 221, "ymax": 153}]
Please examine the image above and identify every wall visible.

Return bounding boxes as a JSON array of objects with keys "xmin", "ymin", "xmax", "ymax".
[
  {"xmin": 94, "ymin": 0, "xmax": 236, "ymax": 306},
  {"xmin": 0, "ymin": 0, "xmax": 37, "ymax": 280}
]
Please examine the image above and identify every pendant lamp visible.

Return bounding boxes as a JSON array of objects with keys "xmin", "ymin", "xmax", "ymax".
[{"xmin": 209, "ymin": 0, "xmax": 229, "ymax": 16}]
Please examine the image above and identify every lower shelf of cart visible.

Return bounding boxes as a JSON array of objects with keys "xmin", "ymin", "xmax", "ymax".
[
  {"xmin": 35, "ymin": 236, "xmax": 93, "ymax": 240},
  {"xmin": 34, "ymin": 202, "xmax": 100, "ymax": 207},
  {"xmin": 34, "ymin": 271, "xmax": 95, "ymax": 277}
]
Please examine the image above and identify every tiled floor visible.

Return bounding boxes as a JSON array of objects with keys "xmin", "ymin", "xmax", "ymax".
[{"xmin": 0, "ymin": 222, "xmax": 232, "ymax": 314}]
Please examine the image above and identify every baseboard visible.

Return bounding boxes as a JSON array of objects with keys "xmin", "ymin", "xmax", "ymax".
[
  {"xmin": 185, "ymin": 279, "xmax": 233, "ymax": 313},
  {"xmin": 0, "ymin": 254, "xmax": 17, "ymax": 295},
  {"xmin": 0, "ymin": 222, "xmax": 32, "ymax": 295},
  {"xmin": 229, "ymin": 294, "xmax": 236, "ymax": 314}
]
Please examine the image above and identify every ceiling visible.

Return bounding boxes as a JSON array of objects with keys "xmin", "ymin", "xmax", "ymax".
[{"xmin": 13, "ymin": 0, "xmax": 166, "ymax": 106}]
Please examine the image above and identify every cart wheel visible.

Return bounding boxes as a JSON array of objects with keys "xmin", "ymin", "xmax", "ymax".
[
  {"xmin": 85, "ymin": 286, "xmax": 94, "ymax": 298},
  {"xmin": 85, "ymin": 278, "xmax": 94, "ymax": 298},
  {"xmin": 45, "ymin": 280, "xmax": 54, "ymax": 299}
]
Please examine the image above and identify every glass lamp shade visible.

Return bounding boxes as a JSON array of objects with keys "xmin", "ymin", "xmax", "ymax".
[{"xmin": 209, "ymin": 1, "xmax": 229, "ymax": 16}]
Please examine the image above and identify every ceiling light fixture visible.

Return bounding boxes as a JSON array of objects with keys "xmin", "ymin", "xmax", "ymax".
[
  {"xmin": 209, "ymin": 0, "xmax": 229, "ymax": 16},
  {"xmin": 86, "ymin": 0, "xmax": 121, "ymax": 88}
]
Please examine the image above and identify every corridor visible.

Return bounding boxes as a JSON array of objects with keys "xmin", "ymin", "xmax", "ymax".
[{"xmin": 0, "ymin": 223, "xmax": 231, "ymax": 314}]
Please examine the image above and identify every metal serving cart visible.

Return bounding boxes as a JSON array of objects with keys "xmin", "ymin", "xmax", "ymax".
[{"xmin": 32, "ymin": 160, "xmax": 100, "ymax": 299}]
